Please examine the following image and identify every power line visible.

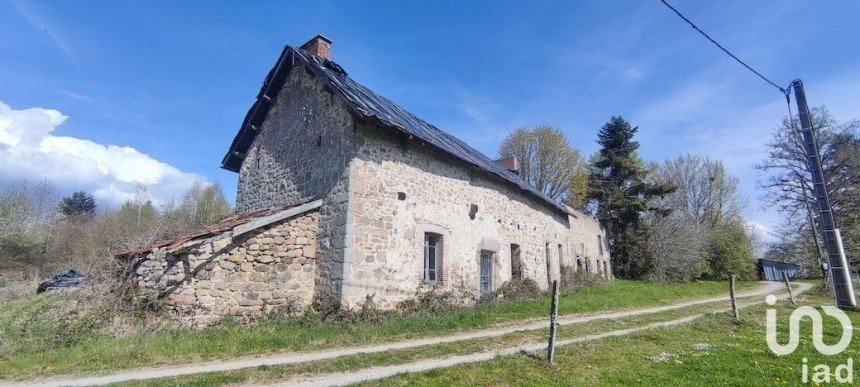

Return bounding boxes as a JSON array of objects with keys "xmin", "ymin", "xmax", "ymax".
[{"xmin": 658, "ymin": 0, "xmax": 787, "ymax": 95}]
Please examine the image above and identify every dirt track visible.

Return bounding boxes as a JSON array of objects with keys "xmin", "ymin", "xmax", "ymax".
[{"xmin": 11, "ymin": 281, "xmax": 808, "ymax": 387}]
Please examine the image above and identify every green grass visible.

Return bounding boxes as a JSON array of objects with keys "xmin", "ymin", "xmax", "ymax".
[
  {"xmin": 119, "ymin": 299, "xmax": 746, "ymax": 386},
  {"xmin": 362, "ymin": 289, "xmax": 859, "ymax": 386},
  {"xmin": 0, "ymin": 279, "xmax": 754, "ymax": 379}
]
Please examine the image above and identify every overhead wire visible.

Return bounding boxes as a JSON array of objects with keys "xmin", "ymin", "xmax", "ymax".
[
  {"xmin": 658, "ymin": 0, "xmax": 801, "ymax": 136},
  {"xmin": 658, "ymin": 0, "xmax": 788, "ymax": 95}
]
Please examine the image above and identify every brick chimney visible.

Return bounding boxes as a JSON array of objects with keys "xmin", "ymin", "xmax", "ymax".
[
  {"xmin": 299, "ymin": 34, "xmax": 333, "ymax": 60},
  {"xmin": 495, "ymin": 156, "xmax": 520, "ymax": 174}
]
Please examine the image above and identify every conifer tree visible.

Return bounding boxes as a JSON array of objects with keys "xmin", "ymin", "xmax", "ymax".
[{"xmin": 588, "ymin": 116, "xmax": 674, "ymax": 279}]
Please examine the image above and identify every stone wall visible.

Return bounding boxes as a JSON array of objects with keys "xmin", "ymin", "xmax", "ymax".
[
  {"xmin": 225, "ymin": 60, "xmax": 611, "ymax": 313},
  {"xmin": 567, "ymin": 209, "xmax": 612, "ymax": 278},
  {"xmin": 340, "ymin": 123, "xmax": 596, "ymax": 308},
  {"xmin": 132, "ymin": 212, "xmax": 319, "ymax": 327},
  {"xmin": 235, "ymin": 66, "xmax": 355, "ymax": 308},
  {"xmin": 236, "ymin": 67, "xmax": 356, "ymax": 213}
]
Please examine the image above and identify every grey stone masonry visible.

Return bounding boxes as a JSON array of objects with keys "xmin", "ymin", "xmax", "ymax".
[{"xmin": 132, "ymin": 211, "xmax": 319, "ymax": 327}]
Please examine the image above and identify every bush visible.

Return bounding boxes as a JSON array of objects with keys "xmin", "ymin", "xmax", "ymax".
[
  {"xmin": 705, "ymin": 223, "xmax": 756, "ymax": 280},
  {"xmin": 478, "ymin": 278, "xmax": 543, "ymax": 304},
  {"xmin": 397, "ymin": 290, "xmax": 461, "ymax": 315},
  {"xmin": 560, "ymin": 265, "xmax": 606, "ymax": 292}
]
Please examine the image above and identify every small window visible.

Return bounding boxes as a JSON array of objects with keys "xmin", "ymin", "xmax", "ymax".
[
  {"xmin": 424, "ymin": 233, "xmax": 442, "ymax": 282},
  {"xmin": 597, "ymin": 235, "xmax": 604, "ymax": 256},
  {"xmin": 317, "ymin": 136, "xmax": 323, "ymax": 147}
]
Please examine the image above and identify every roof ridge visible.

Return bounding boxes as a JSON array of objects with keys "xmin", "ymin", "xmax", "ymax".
[{"xmin": 223, "ymin": 46, "xmax": 569, "ymax": 215}]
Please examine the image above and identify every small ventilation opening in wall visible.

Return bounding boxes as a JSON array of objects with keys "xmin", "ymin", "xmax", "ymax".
[
  {"xmin": 397, "ymin": 192, "xmax": 406, "ymax": 201},
  {"xmin": 317, "ymin": 136, "xmax": 322, "ymax": 147},
  {"xmin": 469, "ymin": 204, "xmax": 478, "ymax": 220}
]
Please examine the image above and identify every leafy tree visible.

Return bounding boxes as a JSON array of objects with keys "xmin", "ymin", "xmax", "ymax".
[
  {"xmin": 59, "ymin": 191, "xmax": 97, "ymax": 217},
  {"xmin": 705, "ymin": 223, "xmax": 756, "ymax": 280},
  {"xmin": 499, "ymin": 125, "xmax": 588, "ymax": 208},
  {"xmin": 588, "ymin": 116, "xmax": 674, "ymax": 279}
]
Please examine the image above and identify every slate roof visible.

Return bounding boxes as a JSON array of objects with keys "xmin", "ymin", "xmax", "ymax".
[{"xmin": 221, "ymin": 45, "xmax": 569, "ymax": 214}]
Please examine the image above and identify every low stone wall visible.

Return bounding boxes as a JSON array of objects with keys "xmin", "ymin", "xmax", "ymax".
[{"xmin": 131, "ymin": 211, "xmax": 319, "ymax": 327}]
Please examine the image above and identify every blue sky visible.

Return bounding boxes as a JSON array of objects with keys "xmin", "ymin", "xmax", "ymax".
[{"xmin": 2, "ymin": 1, "xmax": 859, "ymax": 237}]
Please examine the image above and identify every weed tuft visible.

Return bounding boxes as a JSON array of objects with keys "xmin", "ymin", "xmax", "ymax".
[{"xmin": 478, "ymin": 278, "xmax": 543, "ymax": 304}]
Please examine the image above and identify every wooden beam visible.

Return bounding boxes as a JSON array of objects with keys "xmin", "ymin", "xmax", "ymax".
[{"xmin": 232, "ymin": 199, "xmax": 323, "ymax": 237}]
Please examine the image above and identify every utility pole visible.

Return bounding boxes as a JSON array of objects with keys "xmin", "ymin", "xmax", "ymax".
[
  {"xmin": 792, "ymin": 79, "xmax": 857, "ymax": 309},
  {"xmin": 796, "ymin": 172, "xmax": 828, "ymax": 283}
]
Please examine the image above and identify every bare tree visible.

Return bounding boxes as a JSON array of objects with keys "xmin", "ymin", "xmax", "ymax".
[
  {"xmin": 646, "ymin": 209, "xmax": 708, "ymax": 281},
  {"xmin": 659, "ymin": 154, "xmax": 746, "ymax": 228},
  {"xmin": 0, "ymin": 179, "xmax": 59, "ymax": 273},
  {"xmin": 645, "ymin": 154, "xmax": 748, "ymax": 281},
  {"xmin": 756, "ymin": 106, "xmax": 860, "ymax": 260}
]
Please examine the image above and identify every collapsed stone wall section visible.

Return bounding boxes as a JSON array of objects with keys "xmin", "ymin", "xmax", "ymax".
[{"xmin": 132, "ymin": 211, "xmax": 319, "ymax": 327}]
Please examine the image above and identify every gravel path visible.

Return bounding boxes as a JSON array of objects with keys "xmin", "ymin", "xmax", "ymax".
[
  {"xmin": 10, "ymin": 281, "xmax": 805, "ymax": 387},
  {"xmin": 279, "ymin": 282, "xmax": 813, "ymax": 387}
]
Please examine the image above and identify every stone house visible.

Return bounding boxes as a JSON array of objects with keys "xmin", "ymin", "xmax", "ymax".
[{"xmin": 126, "ymin": 35, "xmax": 611, "ymax": 326}]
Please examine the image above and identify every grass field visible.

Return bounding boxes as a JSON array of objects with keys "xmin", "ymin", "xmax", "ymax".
[
  {"xmin": 362, "ymin": 289, "xmax": 858, "ymax": 386},
  {"xmin": 117, "ymin": 298, "xmax": 748, "ymax": 386},
  {"xmin": 0, "ymin": 279, "xmax": 753, "ymax": 379}
]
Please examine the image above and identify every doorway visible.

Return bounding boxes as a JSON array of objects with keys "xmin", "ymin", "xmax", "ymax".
[
  {"xmin": 480, "ymin": 250, "xmax": 493, "ymax": 296},
  {"xmin": 510, "ymin": 244, "xmax": 522, "ymax": 280}
]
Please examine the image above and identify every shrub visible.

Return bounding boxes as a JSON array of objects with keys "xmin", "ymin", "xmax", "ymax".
[
  {"xmin": 397, "ymin": 290, "xmax": 461, "ymax": 315},
  {"xmin": 560, "ymin": 265, "xmax": 606, "ymax": 292},
  {"xmin": 354, "ymin": 294, "xmax": 388, "ymax": 324},
  {"xmin": 705, "ymin": 223, "xmax": 756, "ymax": 280},
  {"xmin": 478, "ymin": 278, "xmax": 543, "ymax": 304}
]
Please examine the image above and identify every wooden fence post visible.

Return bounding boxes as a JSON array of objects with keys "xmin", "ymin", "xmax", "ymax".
[
  {"xmin": 547, "ymin": 279, "xmax": 559, "ymax": 363},
  {"xmin": 782, "ymin": 271, "xmax": 796, "ymax": 305},
  {"xmin": 729, "ymin": 275, "xmax": 739, "ymax": 321}
]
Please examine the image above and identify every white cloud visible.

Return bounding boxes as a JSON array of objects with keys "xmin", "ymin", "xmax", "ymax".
[
  {"xmin": 746, "ymin": 220, "xmax": 778, "ymax": 243},
  {"xmin": 0, "ymin": 101, "xmax": 206, "ymax": 206}
]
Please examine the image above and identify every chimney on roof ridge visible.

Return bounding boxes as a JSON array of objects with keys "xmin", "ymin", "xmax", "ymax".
[
  {"xmin": 300, "ymin": 34, "xmax": 333, "ymax": 60},
  {"xmin": 495, "ymin": 156, "xmax": 520, "ymax": 175}
]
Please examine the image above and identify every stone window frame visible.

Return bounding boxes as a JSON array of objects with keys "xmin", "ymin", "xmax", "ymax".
[
  {"xmin": 424, "ymin": 233, "xmax": 443, "ymax": 283},
  {"xmin": 419, "ymin": 224, "xmax": 449, "ymax": 285}
]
